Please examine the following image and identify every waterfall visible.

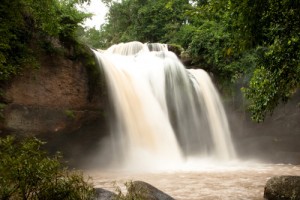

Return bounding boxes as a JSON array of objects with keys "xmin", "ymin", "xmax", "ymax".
[{"xmin": 93, "ymin": 41, "xmax": 235, "ymax": 170}]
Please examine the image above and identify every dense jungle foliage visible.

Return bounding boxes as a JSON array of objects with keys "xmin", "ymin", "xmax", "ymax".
[{"xmin": 85, "ymin": 0, "xmax": 300, "ymax": 122}]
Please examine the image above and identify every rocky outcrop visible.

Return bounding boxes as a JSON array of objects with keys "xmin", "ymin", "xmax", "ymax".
[
  {"xmin": 0, "ymin": 45, "xmax": 110, "ymax": 165},
  {"xmin": 94, "ymin": 188, "xmax": 116, "ymax": 200},
  {"xmin": 167, "ymin": 44, "xmax": 194, "ymax": 68},
  {"xmin": 0, "ymin": 48, "xmax": 106, "ymax": 136},
  {"xmin": 130, "ymin": 181, "xmax": 175, "ymax": 200},
  {"xmin": 264, "ymin": 176, "xmax": 300, "ymax": 200},
  {"xmin": 94, "ymin": 181, "xmax": 174, "ymax": 200},
  {"xmin": 229, "ymin": 90, "xmax": 300, "ymax": 164}
]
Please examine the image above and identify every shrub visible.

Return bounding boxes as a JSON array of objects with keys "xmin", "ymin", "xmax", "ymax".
[
  {"xmin": 0, "ymin": 136, "xmax": 95, "ymax": 200},
  {"xmin": 114, "ymin": 181, "xmax": 147, "ymax": 200}
]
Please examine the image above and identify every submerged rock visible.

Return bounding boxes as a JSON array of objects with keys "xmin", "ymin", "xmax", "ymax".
[{"xmin": 264, "ymin": 176, "xmax": 300, "ymax": 200}]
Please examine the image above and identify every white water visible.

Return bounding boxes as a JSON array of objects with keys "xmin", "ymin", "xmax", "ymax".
[
  {"xmin": 189, "ymin": 69, "xmax": 235, "ymax": 160},
  {"xmin": 93, "ymin": 41, "xmax": 236, "ymax": 170}
]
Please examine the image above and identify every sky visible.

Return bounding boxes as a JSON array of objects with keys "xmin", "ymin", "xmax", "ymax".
[{"xmin": 78, "ymin": 0, "xmax": 108, "ymax": 29}]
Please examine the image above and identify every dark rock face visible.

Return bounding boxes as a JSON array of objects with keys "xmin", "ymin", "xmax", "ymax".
[
  {"xmin": 264, "ymin": 176, "xmax": 300, "ymax": 200},
  {"xmin": 131, "ymin": 181, "xmax": 175, "ymax": 200},
  {"xmin": 229, "ymin": 90, "xmax": 300, "ymax": 164}
]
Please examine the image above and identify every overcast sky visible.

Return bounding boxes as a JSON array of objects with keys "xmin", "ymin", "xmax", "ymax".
[{"xmin": 78, "ymin": 0, "xmax": 108, "ymax": 29}]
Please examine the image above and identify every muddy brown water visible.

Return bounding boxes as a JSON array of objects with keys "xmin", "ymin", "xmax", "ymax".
[{"xmin": 88, "ymin": 163, "xmax": 300, "ymax": 200}]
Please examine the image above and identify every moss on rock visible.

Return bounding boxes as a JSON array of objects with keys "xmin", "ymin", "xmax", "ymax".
[{"xmin": 264, "ymin": 176, "xmax": 300, "ymax": 200}]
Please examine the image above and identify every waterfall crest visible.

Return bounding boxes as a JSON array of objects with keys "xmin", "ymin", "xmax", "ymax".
[{"xmin": 93, "ymin": 41, "xmax": 235, "ymax": 170}]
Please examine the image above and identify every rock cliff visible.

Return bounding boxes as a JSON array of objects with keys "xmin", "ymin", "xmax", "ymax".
[{"xmin": 0, "ymin": 45, "xmax": 109, "ymax": 165}]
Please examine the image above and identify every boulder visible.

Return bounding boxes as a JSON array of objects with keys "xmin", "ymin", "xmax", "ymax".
[
  {"xmin": 94, "ymin": 188, "xmax": 116, "ymax": 200},
  {"xmin": 130, "ymin": 181, "xmax": 174, "ymax": 200},
  {"xmin": 264, "ymin": 176, "xmax": 300, "ymax": 200}
]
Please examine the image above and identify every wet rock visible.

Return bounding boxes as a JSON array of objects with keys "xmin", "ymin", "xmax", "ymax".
[
  {"xmin": 131, "ymin": 181, "xmax": 175, "ymax": 200},
  {"xmin": 264, "ymin": 176, "xmax": 300, "ymax": 200},
  {"xmin": 94, "ymin": 188, "xmax": 116, "ymax": 200},
  {"xmin": 167, "ymin": 44, "xmax": 183, "ymax": 58}
]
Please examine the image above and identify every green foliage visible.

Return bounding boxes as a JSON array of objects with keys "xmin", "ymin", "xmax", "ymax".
[
  {"xmin": 0, "ymin": 0, "xmax": 91, "ymax": 82},
  {"xmin": 185, "ymin": 0, "xmax": 300, "ymax": 121},
  {"xmin": 242, "ymin": 0, "xmax": 300, "ymax": 121},
  {"xmin": 0, "ymin": 136, "xmax": 95, "ymax": 200},
  {"xmin": 0, "ymin": 0, "xmax": 34, "ymax": 81},
  {"xmin": 77, "ymin": 27, "xmax": 106, "ymax": 49},
  {"xmin": 72, "ymin": 44, "xmax": 103, "ymax": 102},
  {"xmin": 97, "ymin": 0, "xmax": 191, "ymax": 47},
  {"xmin": 242, "ymin": 67, "xmax": 280, "ymax": 122},
  {"xmin": 64, "ymin": 109, "xmax": 76, "ymax": 119},
  {"xmin": 186, "ymin": 20, "xmax": 246, "ymax": 87},
  {"xmin": 167, "ymin": 43, "xmax": 184, "ymax": 57},
  {"xmin": 57, "ymin": 1, "xmax": 92, "ymax": 43},
  {"xmin": 114, "ymin": 181, "xmax": 148, "ymax": 200},
  {"xmin": 171, "ymin": 25, "xmax": 197, "ymax": 49},
  {"xmin": 97, "ymin": 0, "xmax": 138, "ymax": 47},
  {"xmin": 243, "ymin": 42, "xmax": 300, "ymax": 121}
]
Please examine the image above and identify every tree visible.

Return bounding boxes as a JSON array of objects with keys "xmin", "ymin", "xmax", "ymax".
[
  {"xmin": 242, "ymin": 0, "xmax": 300, "ymax": 121},
  {"xmin": 98, "ymin": 0, "xmax": 190, "ymax": 47},
  {"xmin": 78, "ymin": 27, "xmax": 106, "ymax": 49}
]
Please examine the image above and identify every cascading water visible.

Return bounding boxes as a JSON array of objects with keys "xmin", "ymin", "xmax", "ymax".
[{"xmin": 93, "ymin": 41, "xmax": 236, "ymax": 170}]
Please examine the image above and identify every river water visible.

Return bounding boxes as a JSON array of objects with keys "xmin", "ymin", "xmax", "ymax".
[{"xmin": 88, "ymin": 163, "xmax": 300, "ymax": 200}]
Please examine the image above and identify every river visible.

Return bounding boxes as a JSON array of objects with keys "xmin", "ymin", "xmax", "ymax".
[{"xmin": 89, "ymin": 163, "xmax": 300, "ymax": 200}]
